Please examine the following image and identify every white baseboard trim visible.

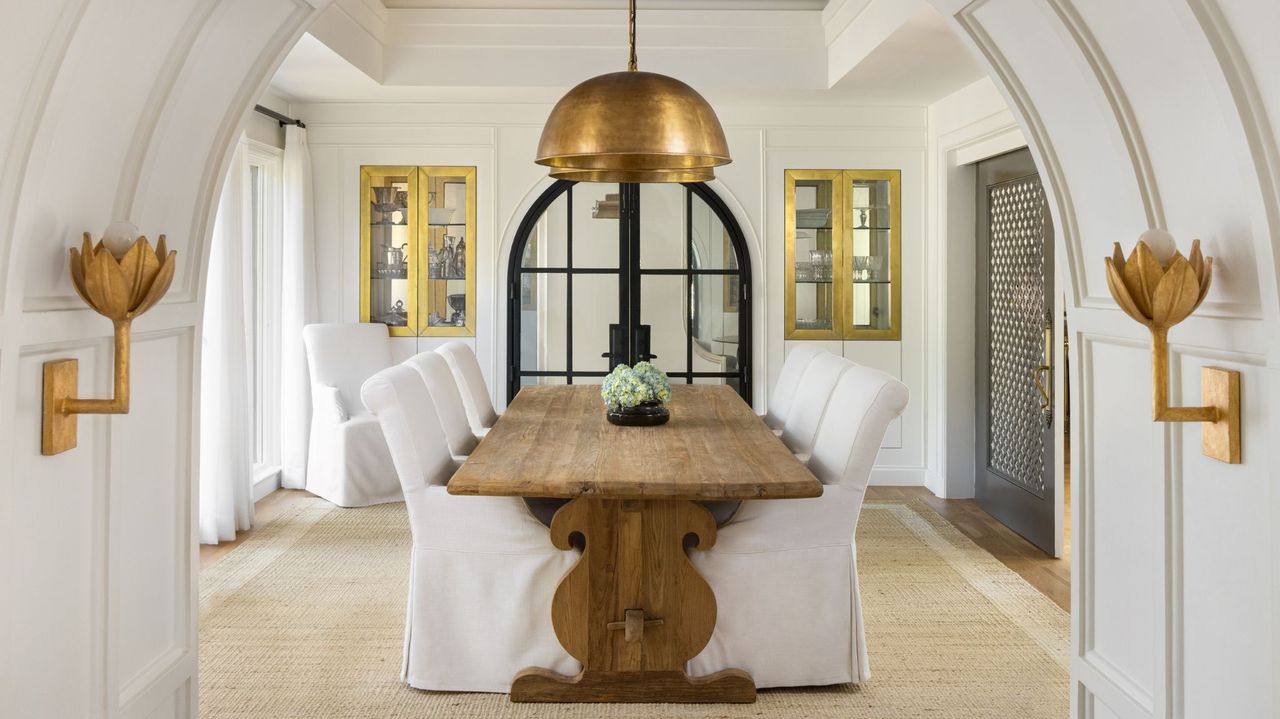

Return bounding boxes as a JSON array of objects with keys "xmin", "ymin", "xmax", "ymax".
[
  {"xmin": 869, "ymin": 467, "xmax": 929, "ymax": 486},
  {"xmin": 252, "ymin": 466, "xmax": 282, "ymax": 503}
]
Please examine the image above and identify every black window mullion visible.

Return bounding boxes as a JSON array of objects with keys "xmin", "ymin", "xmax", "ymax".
[
  {"xmin": 565, "ymin": 186, "xmax": 574, "ymax": 384},
  {"xmin": 685, "ymin": 187, "xmax": 694, "ymax": 384}
]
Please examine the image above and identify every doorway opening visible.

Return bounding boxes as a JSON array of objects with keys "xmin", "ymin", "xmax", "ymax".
[
  {"xmin": 505, "ymin": 181, "xmax": 753, "ymax": 403},
  {"xmin": 974, "ymin": 147, "xmax": 1070, "ymax": 559}
]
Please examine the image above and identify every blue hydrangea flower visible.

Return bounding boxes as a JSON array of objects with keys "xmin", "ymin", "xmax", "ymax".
[{"xmin": 600, "ymin": 362, "xmax": 672, "ymax": 410}]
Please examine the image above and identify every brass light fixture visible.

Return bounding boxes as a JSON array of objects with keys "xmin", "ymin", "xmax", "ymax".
[
  {"xmin": 42, "ymin": 223, "xmax": 177, "ymax": 455},
  {"xmin": 1104, "ymin": 230, "xmax": 1241, "ymax": 463},
  {"xmin": 535, "ymin": 0, "xmax": 731, "ymax": 183}
]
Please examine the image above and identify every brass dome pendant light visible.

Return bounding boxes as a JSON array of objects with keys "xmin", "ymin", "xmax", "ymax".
[{"xmin": 535, "ymin": 0, "xmax": 731, "ymax": 182}]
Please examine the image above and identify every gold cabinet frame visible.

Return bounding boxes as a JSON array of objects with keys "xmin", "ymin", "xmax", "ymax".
[
  {"xmin": 418, "ymin": 166, "xmax": 477, "ymax": 337},
  {"xmin": 784, "ymin": 169, "xmax": 901, "ymax": 341},
  {"xmin": 359, "ymin": 165, "xmax": 477, "ymax": 338},
  {"xmin": 360, "ymin": 166, "xmax": 419, "ymax": 337}
]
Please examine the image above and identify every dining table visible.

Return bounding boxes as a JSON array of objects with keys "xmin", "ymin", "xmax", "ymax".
[{"xmin": 448, "ymin": 383, "xmax": 823, "ymax": 703}]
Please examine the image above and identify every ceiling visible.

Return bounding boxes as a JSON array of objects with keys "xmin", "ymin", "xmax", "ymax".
[{"xmin": 271, "ymin": 0, "xmax": 984, "ymax": 106}]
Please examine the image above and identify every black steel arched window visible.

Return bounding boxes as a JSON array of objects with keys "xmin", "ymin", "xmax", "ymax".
[{"xmin": 506, "ymin": 182, "xmax": 752, "ymax": 404}]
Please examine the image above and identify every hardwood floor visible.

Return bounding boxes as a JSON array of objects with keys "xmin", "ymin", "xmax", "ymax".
[
  {"xmin": 868, "ymin": 486, "xmax": 1070, "ymax": 611},
  {"xmin": 204, "ymin": 486, "xmax": 1071, "ymax": 611},
  {"xmin": 199, "ymin": 489, "xmax": 313, "ymax": 571}
]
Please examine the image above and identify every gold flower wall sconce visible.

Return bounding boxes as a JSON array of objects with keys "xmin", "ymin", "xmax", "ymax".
[
  {"xmin": 42, "ymin": 223, "xmax": 177, "ymax": 455},
  {"xmin": 1104, "ymin": 230, "xmax": 1240, "ymax": 463}
]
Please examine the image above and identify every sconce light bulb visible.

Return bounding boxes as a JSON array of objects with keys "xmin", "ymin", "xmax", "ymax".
[
  {"xmin": 1139, "ymin": 228, "xmax": 1178, "ymax": 264},
  {"xmin": 101, "ymin": 221, "xmax": 140, "ymax": 260}
]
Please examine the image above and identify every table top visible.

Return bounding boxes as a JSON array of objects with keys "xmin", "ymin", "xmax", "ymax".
[{"xmin": 448, "ymin": 384, "xmax": 823, "ymax": 501}]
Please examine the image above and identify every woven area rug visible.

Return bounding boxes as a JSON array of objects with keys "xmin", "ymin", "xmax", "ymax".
[{"xmin": 200, "ymin": 497, "xmax": 1068, "ymax": 718}]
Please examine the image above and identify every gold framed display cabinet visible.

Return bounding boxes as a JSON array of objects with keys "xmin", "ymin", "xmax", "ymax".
[
  {"xmin": 360, "ymin": 165, "xmax": 477, "ymax": 337},
  {"xmin": 784, "ymin": 168, "xmax": 901, "ymax": 341}
]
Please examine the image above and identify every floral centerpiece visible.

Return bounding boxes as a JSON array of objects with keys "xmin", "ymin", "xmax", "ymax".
[{"xmin": 600, "ymin": 362, "xmax": 672, "ymax": 426}]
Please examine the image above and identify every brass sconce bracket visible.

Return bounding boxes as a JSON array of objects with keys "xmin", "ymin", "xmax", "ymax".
[
  {"xmin": 1106, "ymin": 234, "xmax": 1241, "ymax": 464},
  {"xmin": 41, "ymin": 230, "xmax": 175, "ymax": 455}
]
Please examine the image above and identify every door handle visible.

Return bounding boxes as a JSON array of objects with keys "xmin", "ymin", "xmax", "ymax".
[{"xmin": 1033, "ymin": 324, "xmax": 1052, "ymax": 425}]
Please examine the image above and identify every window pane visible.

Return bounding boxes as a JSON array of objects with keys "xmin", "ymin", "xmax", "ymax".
[
  {"xmin": 572, "ymin": 183, "xmax": 620, "ymax": 269},
  {"xmin": 639, "ymin": 184, "xmax": 687, "ymax": 269}
]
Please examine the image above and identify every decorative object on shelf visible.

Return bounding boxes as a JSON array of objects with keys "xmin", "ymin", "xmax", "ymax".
[
  {"xmin": 377, "ymin": 299, "xmax": 409, "ymax": 327},
  {"xmin": 1103, "ymin": 230, "xmax": 1240, "ymax": 463},
  {"xmin": 535, "ymin": 0, "xmax": 730, "ymax": 183},
  {"xmin": 371, "ymin": 187, "xmax": 398, "ymax": 213},
  {"xmin": 382, "ymin": 242, "xmax": 409, "ymax": 270},
  {"xmin": 593, "ymin": 193, "xmax": 621, "ymax": 219},
  {"xmin": 42, "ymin": 223, "xmax": 177, "ymax": 455},
  {"xmin": 447, "ymin": 293, "xmax": 467, "ymax": 327},
  {"xmin": 601, "ymin": 361, "xmax": 672, "ymax": 426}
]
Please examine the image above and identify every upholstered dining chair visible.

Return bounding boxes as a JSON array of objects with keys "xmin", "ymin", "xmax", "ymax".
[
  {"xmin": 404, "ymin": 350, "xmax": 479, "ymax": 462},
  {"xmin": 301, "ymin": 323, "xmax": 399, "ymax": 507},
  {"xmin": 361, "ymin": 363, "xmax": 579, "ymax": 692},
  {"xmin": 688, "ymin": 363, "xmax": 909, "ymax": 688},
  {"xmin": 764, "ymin": 343, "xmax": 823, "ymax": 433},
  {"xmin": 780, "ymin": 350, "xmax": 853, "ymax": 458},
  {"xmin": 437, "ymin": 341, "xmax": 498, "ymax": 437}
]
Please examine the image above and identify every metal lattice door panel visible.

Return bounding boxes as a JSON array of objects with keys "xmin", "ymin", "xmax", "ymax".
[
  {"xmin": 987, "ymin": 176, "xmax": 1048, "ymax": 497},
  {"xmin": 975, "ymin": 148, "xmax": 1058, "ymax": 556}
]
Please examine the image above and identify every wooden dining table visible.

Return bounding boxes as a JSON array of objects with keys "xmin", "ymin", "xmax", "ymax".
[{"xmin": 448, "ymin": 384, "xmax": 823, "ymax": 703}]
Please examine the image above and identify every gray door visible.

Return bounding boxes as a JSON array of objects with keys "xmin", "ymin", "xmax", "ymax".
[{"xmin": 975, "ymin": 148, "xmax": 1056, "ymax": 554}]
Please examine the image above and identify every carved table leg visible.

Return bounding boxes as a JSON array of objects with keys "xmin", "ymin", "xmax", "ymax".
[{"xmin": 510, "ymin": 497, "xmax": 755, "ymax": 703}]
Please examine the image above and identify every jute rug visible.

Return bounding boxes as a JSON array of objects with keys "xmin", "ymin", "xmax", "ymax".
[{"xmin": 200, "ymin": 498, "xmax": 1068, "ymax": 718}]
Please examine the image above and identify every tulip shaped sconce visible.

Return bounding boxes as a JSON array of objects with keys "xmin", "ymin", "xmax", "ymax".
[
  {"xmin": 1104, "ymin": 230, "xmax": 1240, "ymax": 463},
  {"xmin": 42, "ymin": 223, "xmax": 177, "ymax": 455}
]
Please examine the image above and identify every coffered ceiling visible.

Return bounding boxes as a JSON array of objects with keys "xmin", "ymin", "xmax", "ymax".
[{"xmin": 272, "ymin": 0, "xmax": 983, "ymax": 105}]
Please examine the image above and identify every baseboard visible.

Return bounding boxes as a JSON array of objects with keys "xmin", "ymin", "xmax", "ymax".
[
  {"xmin": 869, "ymin": 467, "xmax": 928, "ymax": 486},
  {"xmin": 252, "ymin": 466, "xmax": 282, "ymax": 503}
]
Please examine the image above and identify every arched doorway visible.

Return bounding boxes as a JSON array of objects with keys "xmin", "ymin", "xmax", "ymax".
[{"xmin": 505, "ymin": 181, "xmax": 753, "ymax": 403}]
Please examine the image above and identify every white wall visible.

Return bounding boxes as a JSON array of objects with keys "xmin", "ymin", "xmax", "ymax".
[
  {"xmin": 298, "ymin": 98, "xmax": 932, "ymax": 485},
  {"xmin": 924, "ymin": 77, "xmax": 1027, "ymax": 501}
]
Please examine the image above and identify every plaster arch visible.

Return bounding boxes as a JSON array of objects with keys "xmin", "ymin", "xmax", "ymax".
[{"xmin": 0, "ymin": 2, "xmax": 1276, "ymax": 718}]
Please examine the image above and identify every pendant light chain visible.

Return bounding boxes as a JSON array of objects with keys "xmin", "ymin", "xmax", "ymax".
[{"xmin": 628, "ymin": 0, "xmax": 638, "ymax": 71}]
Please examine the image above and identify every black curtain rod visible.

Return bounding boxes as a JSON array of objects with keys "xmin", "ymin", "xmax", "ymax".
[{"xmin": 254, "ymin": 104, "xmax": 305, "ymax": 129}]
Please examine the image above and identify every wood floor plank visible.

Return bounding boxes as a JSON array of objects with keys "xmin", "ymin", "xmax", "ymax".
[{"xmin": 869, "ymin": 486, "xmax": 1070, "ymax": 611}]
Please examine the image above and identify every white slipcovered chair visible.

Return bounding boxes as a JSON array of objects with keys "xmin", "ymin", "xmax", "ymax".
[
  {"xmin": 360, "ymin": 363, "xmax": 579, "ymax": 692},
  {"xmin": 404, "ymin": 350, "xmax": 479, "ymax": 461},
  {"xmin": 780, "ymin": 350, "xmax": 853, "ymax": 458},
  {"xmin": 437, "ymin": 341, "xmax": 498, "ymax": 437},
  {"xmin": 301, "ymin": 323, "xmax": 399, "ymax": 507},
  {"xmin": 689, "ymin": 363, "xmax": 908, "ymax": 688},
  {"xmin": 764, "ymin": 343, "xmax": 823, "ymax": 432}
]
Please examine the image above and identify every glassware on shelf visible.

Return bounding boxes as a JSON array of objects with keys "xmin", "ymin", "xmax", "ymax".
[
  {"xmin": 377, "ymin": 299, "xmax": 408, "ymax": 327},
  {"xmin": 795, "ymin": 208, "xmax": 832, "ymax": 229},
  {"xmin": 795, "ymin": 261, "xmax": 814, "ymax": 282}
]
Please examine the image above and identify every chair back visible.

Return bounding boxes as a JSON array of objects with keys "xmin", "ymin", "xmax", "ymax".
[
  {"xmin": 438, "ymin": 341, "xmax": 499, "ymax": 431},
  {"xmin": 361, "ymin": 364, "xmax": 455, "ymax": 493},
  {"xmin": 405, "ymin": 351, "xmax": 478, "ymax": 457},
  {"xmin": 302, "ymin": 323, "xmax": 392, "ymax": 415},
  {"xmin": 808, "ymin": 364, "xmax": 909, "ymax": 490},
  {"xmin": 780, "ymin": 351, "xmax": 852, "ymax": 455},
  {"xmin": 765, "ymin": 343, "xmax": 823, "ymax": 429}
]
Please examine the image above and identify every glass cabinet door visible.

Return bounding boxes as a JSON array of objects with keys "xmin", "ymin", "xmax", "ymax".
[
  {"xmin": 784, "ymin": 170, "xmax": 844, "ymax": 340},
  {"xmin": 783, "ymin": 168, "xmax": 901, "ymax": 341},
  {"xmin": 419, "ymin": 166, "xmax": 476, "ymax": 336},
  {"xmin": 844, "ymin": 170, "xmax": 901, "ymax": 340},
  {"xmin": 360, "ymin": 166, "xmax": 418, "ymax": 337}
]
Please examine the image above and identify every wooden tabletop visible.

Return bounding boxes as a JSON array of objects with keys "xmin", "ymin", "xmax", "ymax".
[{"xmin": 448, "ymin": 384, "xmax": 823, "ymax": 501}]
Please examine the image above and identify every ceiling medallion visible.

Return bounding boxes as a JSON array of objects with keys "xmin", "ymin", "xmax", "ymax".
[{"xmin": 535, "ymin": 0, "xmax": 731, "ymax": 183}]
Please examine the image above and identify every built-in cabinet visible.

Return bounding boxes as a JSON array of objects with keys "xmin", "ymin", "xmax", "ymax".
[
  {"xmin": 360, "ymin": 165, "xmax": 477, "ymax": 337},
  {"xmin": 784, "ymin": 169, "xmax": 901, "ymax": 340}
]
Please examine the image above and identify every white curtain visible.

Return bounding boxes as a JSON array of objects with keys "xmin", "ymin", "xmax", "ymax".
[
  {"xmin": 280, "ymin": 124, "xmax": 317, "ymax": 489},
  {"xmin": 199, "ymin": 137, "xmax": 255, "ymax": 545}
]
